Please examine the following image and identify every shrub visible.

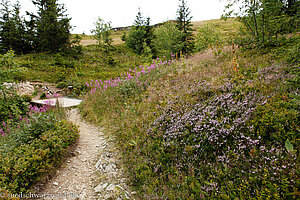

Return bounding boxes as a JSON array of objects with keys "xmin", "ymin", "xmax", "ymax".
[
  {"xmin": 286, "ymin": 42, "xmax": 300, "ymax": 64},
  {"xmin": 0, "ymin": 119, "xmax": 78, "ymax": 194},
  {"xmin": 195, "ymin": 24, "xmax": 222, "ymax": 52},
  {"xmin": 153, "ymin": 21, "xmax": 182, "ymax": 59},
  {"xmin": 0, "ymin": 89, "xmax": 30, "ymax": 122},
  {"xmin": 54, "ymin": 53, "xmax": 75, "ymax": 68},
  {"xmin": 39, "ymin": 92, "xmax": 46, "ymax": 99},
  {"xmin": 250, "ymin": 94, "xmax": 299, "ymax": 147},
  {"xmin": 0, "ymin": 102, "xmax": 79, "ymax": 195},
  {"xmin": 0, "ymin": 51, "xmax": 28, "ymax": 83}
]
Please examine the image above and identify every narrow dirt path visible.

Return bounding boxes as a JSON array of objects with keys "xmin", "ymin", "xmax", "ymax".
[{"xmin": 34, "ymin": 108, "xmax": 132, "ymax": 200}]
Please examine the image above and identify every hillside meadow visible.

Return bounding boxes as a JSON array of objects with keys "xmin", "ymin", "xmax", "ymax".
[
  {"xmin": 81, "ymin": 39, "xmax": 299, "ymax": 199},
  {"xmin": 0, "ymin": 17, "xmax": 299, "ymax": 199}
]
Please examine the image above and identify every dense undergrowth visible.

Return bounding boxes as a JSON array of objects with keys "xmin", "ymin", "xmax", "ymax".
[
  {"xmin": 82, "ymin": 35, "xmax": 299, "ymax": 199},
  {"xmin": 0, "ymin": 89, "xmax": 79, "ymax": 198}
]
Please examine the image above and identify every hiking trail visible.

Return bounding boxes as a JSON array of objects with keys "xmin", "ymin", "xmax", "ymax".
[{"xmin": 34, "ymin": 108, "xmax": 132, "ymax": 200}]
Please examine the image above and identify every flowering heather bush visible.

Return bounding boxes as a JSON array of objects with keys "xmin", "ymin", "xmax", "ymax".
[
  {"xmin": 129, "ymin": 59, "xmax": 297, "ymax": 198},
  {"xmin": 146, "ymin": 82, "xmax": 298, "ymax": 197}
]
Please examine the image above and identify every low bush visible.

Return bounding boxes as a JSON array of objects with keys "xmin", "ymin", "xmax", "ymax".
[
  {"xmin": 0, "ymin": 120, "xmax": 78, "ymax": 194},
  {"xmin": 144, "ymin": 83, "xmax": 298, "ymax": 199},
  {"xmin": 0, "ymin": 103, "xmax": 79, "ymax": 197},
  {"xmin": 0, "ymin": 51, "xmax": 28, "ymax": 83},
  {"xmin": 0, "ymin": 88, "xmax": 31, "ymax": 122}
]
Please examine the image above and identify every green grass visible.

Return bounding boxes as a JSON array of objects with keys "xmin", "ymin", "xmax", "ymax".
[
  {"xmin": 192, "ymin": 18, "xmax": 241, "ymax": 41},
  {"xmin": 13, "ymin": 44, "xmax": 152, "ymax": 97},
  {"xmin": 71, "ymin": 34, "xmax": 94, "ymax": 40},
  {"xmin": 81, "ymin": 31, "xmax": 299, "ymax": 199}
]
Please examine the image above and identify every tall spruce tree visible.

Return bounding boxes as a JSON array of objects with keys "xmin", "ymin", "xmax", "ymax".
[
  {"xmin": 284, "ymin": 0, "xmax": 299, "ymax": 15},
  {"xmin": 32, "ymin": 0, "xmax": 71, "ymax": 52},
  {"xmin": 176, "ymin": 0, "xmax": 194, "ymax": 56},
  {"xmin": 0, "ymin": 0, "xmax": 32, "ymax": 54},
  {"xmin": 0, "ymin": 0, "xmax": 13, "ymax": 53},
  {"xmin": 10, "ymin": 2, "xmax": 33, "ymax": 54},
  {"xmin": 126, "ymin": 8, "xmax": 156, "ymax": 56}
]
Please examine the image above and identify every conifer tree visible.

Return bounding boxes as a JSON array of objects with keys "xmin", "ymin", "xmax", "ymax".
[
  {"xmin": 0, "ymin": 0, "xmax": 32, "ymax": 54},
  {"xmin": 31, "ymin": 0, "xmax": 71, "ymax": 52},
  {"xmin": 126, "ymin": 8, "xmax": 156, "ymax": 56},
  {"xmin": 134, "ymin": 9, "xmax": 146, "ymax": 28},
  {"xmin": 176, "ymin": 0, "xmax": 194, "ymax": 56},
  {"xmin": 0, "ymin": 0, "xmax": 13, "ymax": 53}
]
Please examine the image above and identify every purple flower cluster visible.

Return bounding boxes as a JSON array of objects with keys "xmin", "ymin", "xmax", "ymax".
[
  {"xmin": 0, "ymin": 105, "xmax": 48, "ymax": 137},
  {"xmin": 153, "ymin": 90, "xmax": 263, "ymax": 155},
  {"xmin": 29, "ymin": 104, "xmax": 48, "ymax": 114},
  {"xmin": 86, "ymin": 56, "xmax": 175, "ymax": 94},
  {"xmin": 258, "ymin": 64, "xmax": 292, "ymax": 86},
  {"xmin": 146, "ymin": 82, "xmax": 257, "ymax": 178},
  {"xmin": 0, "ymin": 119, "xmax": 17, "ymax": 137},
  {"xmin": 147, "ymin": 77, "xmax": 298, "ymax": 195}
]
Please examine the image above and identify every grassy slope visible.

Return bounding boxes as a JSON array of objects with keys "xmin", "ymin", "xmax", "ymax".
[
  {"xmin": 13, "ymin": 18, "xmax": 238, "ymax": 97},
  {"xmin": 81, "ymin": 19, "xmax": 299, "ymax": 199},
  {"xmin": 14, "ymin": 44, "xmax": 151, "ymax": 97},
  {"xmin": 193, "ymin": 18, "xmax": 240, "ymax": 37}
]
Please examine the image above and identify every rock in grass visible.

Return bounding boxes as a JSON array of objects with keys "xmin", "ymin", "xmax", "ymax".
[{"xmin": 94, "ymin": 183, "xmax": 108, "ymax": 193}]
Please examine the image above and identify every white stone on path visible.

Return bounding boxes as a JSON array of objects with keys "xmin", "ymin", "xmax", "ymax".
[{"xmin": 31, "ymin": 97, "xmax": 82, "ymax": 108}]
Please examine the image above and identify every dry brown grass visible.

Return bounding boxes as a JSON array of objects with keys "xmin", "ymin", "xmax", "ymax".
[
  {"xmin": 79, "ymin": 38, "xmax": 124, "ymax": 46},
  {"xmin": 112, "ymin": 38, "xmax": 125, "ymax": 45},
  {"xmin": 80, "ymin": 39, "xmax": 98, "ymax": 46},
  {"xmin": 78, "ymin": 31, "xmax": 125, "ymax": 46}
]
